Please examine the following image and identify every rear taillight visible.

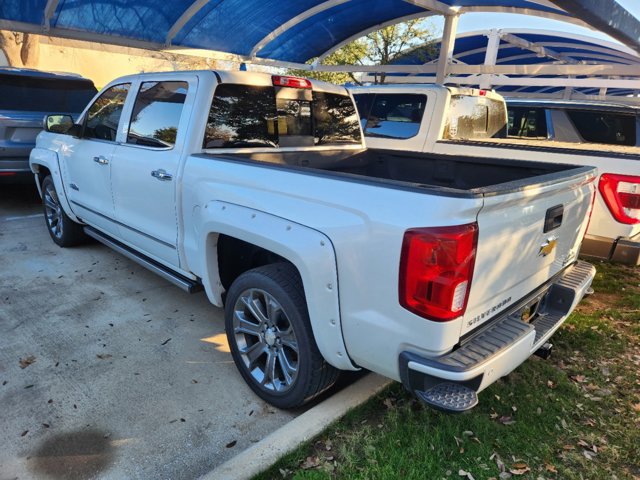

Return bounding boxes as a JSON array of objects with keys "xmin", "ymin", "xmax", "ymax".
[
  {"xmin": 272, "ymin": 75, "xmax": 312, "ymax": 89},
  {"xmin": 598, "ymin": 173, "xmax": 640, "ymax": 225},
  {"xmin": 0, "ymin": 172, "xmax": 16, "ymax": 176},
  {"xmin": 399, "ymin": 223, "xmax": 478, "ymax": 322}
]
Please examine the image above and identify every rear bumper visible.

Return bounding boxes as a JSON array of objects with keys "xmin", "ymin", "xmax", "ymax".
[
  {"xmin": 582, "ymin": 234, "xmax": 640, "ymax": 266},
  {"xmin": 0, "ymin": 158, "xmax": 32, "ymax": 183},
  {"xmin": 399, "ymin": 261, "xmax": 595, "ymax": 412}
]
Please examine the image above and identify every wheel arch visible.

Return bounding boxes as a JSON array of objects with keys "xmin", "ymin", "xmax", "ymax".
[
  {"xmin": 30, "ymin": 148, "xmax": 80, "ymax": 223},
  {"xmin": 197, "ymin": 201, "xmax": 356, "ymax": 371}
]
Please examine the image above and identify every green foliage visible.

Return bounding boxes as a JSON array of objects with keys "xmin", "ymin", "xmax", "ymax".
[{"xmin": 290, "ymin": 19, "xmax": 437, "ymax": 85}]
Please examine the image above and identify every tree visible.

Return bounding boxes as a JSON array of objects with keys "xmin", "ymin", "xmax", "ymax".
[
  {"xmin": 290, "ymin": 19, "xmax": 437, "ymax": 85},
  {"xmin": 0, "ymin": 31, "xmax": 40, "ymax": 67}
]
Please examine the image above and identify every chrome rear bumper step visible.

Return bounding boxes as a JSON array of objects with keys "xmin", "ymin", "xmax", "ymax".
[{"xmin": 84, "ymin": 226, "xmax": 202, "ymax": 294}]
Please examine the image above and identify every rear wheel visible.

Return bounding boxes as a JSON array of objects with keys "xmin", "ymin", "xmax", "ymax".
[
  {"xmin": 42, "ymin": 176, "xmax": 86, "ymax": 247},
  {"xmin": 225, "ymin": 263, "xmax": 339, "ymax": 409}
]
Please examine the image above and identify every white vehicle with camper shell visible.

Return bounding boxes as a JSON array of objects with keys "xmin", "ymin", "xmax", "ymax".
[
  {"xmin": 351, "ymin": 84, "xmax": 640, "ymax": 266},
  {"xmin": 30, "ymin": 70, "xmax": 595, "ymax": 412}
]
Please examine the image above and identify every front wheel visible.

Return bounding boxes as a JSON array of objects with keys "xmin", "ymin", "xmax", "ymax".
[
  {"xmin": 225, "ymin": 263, "xmax": 339, "ymax": 409},
  {"xmin": 42, "ymin": 175, "xmax": 86, "ymax": 247}
]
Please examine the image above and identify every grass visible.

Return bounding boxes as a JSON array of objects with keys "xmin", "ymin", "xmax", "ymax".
[{"xmin": 255, "ymin": 261, "xmax": 640, "ymax": 480}]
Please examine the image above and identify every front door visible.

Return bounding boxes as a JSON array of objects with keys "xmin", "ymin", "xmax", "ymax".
[{"xmin": 61, "ymin": 83, "xmax": 131, "ymax": 236}]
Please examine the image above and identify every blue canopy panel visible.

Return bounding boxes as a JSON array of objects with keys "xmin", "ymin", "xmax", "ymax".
[
  {"xmin": 0, "ymin": 0, "xmax": 639, "ymax": 62},
  {"xmin": 392, "ymin": 31, "xmax": 640, "ymax": 66},
  {"xmin": 257, "ymin": 0, "xmax": 425, "ymax": 62}
]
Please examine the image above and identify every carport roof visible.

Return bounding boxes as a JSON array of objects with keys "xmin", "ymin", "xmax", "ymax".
[{"xmin": 0, "ymin": 0, "xmax": 639, "ymax": 64}]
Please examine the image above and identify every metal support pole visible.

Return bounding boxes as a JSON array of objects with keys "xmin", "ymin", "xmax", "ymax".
[
  {"xmin": 480, "ymin": 28, "xmax": 501, "ymax": 89},
  {"xmin": 436, "ymin": 14, "xmax": 460, "ymax": 84}
]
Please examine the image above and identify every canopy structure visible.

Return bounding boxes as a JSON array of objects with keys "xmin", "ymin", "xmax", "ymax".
[
  {"xmin": 0, "ymin": 0, "xmax": 639, "ymax": 68},
  {"xmin": 360, "ymin": 29, "xmax": 640, "ymax": 101}
]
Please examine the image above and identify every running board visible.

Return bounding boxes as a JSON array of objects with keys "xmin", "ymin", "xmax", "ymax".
[{"xmin": 84, "ymin": 226, "xmax": 203, "ymax": 294}]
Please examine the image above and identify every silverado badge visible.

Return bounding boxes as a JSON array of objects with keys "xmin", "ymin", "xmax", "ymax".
[{"xmin": 539, "ymin": 236, "xmax": 558, "ymax": 257}]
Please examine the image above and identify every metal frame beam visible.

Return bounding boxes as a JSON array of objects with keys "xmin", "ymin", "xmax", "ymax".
[
  {"xmin": 403, "ymin": 0, "xmax": 459, "ymax": 16},
  {"xmin": 549, "ymin": 0, "xmax": 640, "ymax": 54},
  {"xmin": 436, "ymin": 14, "xmax": 459, "ymax": 83},
  {"xmin": 43, "ymin": 0, "xmax": 60, "ymax": 31},
  {"xmin": 250, "ymin": 0, "xmax": 350, "ymax": 58},
  {"xmin": 165, "ymin": 0, "xmax": 210, "ymax": 47},
  {"xmin": 500, "ymin": 32, "xmax": 579, "ymax": 64}
]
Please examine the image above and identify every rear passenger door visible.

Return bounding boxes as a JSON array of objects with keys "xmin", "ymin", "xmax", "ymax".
[{"xmin": 111, "ymin": 78, "xmax": 194, "ymax": 268}]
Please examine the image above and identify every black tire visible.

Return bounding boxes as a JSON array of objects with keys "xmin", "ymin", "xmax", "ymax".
[
  {"xmin": 225, "ymin": 262, "xmax": 340, "ymax": 409},
  {"xmin": 41, "ymin": 175, "xmax": 86, "ymax": 247}
]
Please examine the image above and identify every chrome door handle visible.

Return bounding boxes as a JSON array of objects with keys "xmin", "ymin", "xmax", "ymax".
[
  {"xmin": 93, "ymin": 156, "xmax": 109, "ymax": 165},
  {"xmin": 151, "ymin": 169, "xmax": 173, "ymax": 181}
]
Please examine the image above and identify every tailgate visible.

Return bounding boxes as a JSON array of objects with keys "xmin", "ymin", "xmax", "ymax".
[
  {"xmin": 462, "ymin": 168, "xmax": 596, "ymax": 336},
  {"xmin": 0, "ymin": 111, "xmax": 44, "ymax": 159}
]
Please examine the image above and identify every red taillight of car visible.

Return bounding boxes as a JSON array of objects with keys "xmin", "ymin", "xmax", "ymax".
[
  {"xmin": 399, "ymin": 223, "xmax": 478, "ymax": 322},
  {"xmin": 272, "ymin": 75, "xmax": 312, "ymax": 89},
  {"xmin": 0, "ymin": 172, "xmax": 16, "ymax": 176},
  {"xmin": 598, "ymin": 173, "xmax": 640, "ymax": 225}
]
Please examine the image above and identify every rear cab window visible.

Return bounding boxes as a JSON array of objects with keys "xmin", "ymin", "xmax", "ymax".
[
  {"xmin": 353, "ymin": 93, "xmax": 427, "ymax": 139},
  {"xmin": 0, "ymin": 74, "xmax": 97, "ymax": 112},
  {"xmin": 203, "ymin": 83, "xmax": 361, "ymax": 149}
]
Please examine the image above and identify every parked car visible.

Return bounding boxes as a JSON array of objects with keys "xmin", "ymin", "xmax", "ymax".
[
  {"xmin": 0, "ymin": 67, "xmax": 97, "ymax": 182},
  {"xmin": 506, "ymin": 98, "xmax": 640, "ymax": 147},
  {"xmin": 30, "ymin": 71, "xmax": 595, "ymax": 412},
  {"xmin": 351, "ymin": 84, "xmax": 640, "ymax": 265}
]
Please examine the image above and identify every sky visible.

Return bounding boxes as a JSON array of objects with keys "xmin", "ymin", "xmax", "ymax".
[{"xmin": 453, "ymin": 0, "xmax": 640, "ymax": 47}]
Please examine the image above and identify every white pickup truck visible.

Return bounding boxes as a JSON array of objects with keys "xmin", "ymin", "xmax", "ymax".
[
  {"xmin": 351, "ymin": 84, "xmax": 640, "ymax": 265},
  {"xmin": 30, "ymin": 70, "xmax": 596, "ymax": 412}
]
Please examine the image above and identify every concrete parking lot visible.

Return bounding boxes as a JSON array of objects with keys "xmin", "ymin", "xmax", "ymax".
[{"xmin": 0, "ymin": 185, "xmax": 299, "ymax": 479}]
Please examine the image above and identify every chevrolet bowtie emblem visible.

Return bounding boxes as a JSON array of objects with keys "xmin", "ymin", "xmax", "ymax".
[{"xmin": 539, "ymin": 237, "xmax": 558, "ymax": 257}]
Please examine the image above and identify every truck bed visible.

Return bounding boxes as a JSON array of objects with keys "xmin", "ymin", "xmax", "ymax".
[
  {"xmin": 442, "ymin": 138, "xmax": 640, "ymax": 160},
  {"xmin": 208, "ymin": 148, "xmax": 593, "ymax": 197}
]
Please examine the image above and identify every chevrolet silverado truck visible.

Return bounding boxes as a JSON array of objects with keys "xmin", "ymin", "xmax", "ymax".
[
  {"xmin": 30, "ymin": 71, "xmax": 596, "ymax": 412},
  {"xmin": 351, "ymin": 84, "xmax": 640, "ymax": 265}
]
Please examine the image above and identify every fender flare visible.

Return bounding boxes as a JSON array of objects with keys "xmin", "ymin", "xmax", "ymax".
[
  {"xmin": 197, "ymin": 201, "xmax": 357, "ymax": 371},
  {"xmin": 29, "ymin": 147, "xmax": 81, "ymax": 223}
]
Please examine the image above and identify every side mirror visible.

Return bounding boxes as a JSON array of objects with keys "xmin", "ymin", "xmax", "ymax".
[{"xmin": 44, "ymin": 114, "xmax": 78, "ymax": 135}]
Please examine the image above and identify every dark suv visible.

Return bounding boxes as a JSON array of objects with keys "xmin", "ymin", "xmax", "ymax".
[{"xmin": 0, "ymin": 67, "xmax": 97, "ymax": 182}]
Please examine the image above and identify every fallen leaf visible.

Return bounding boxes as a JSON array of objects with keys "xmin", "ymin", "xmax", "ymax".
[
  {"xmin": 19, "ymin": 356, "xmax": 36, "ymax": 369},
  {"xmin": 547, "ymin": 380, "xmax": 556, "ymax": 389},
  {"xmin": 21, "ymin": 430, "xmax": 28, "ymax": 437},
  {"xmin": 499, "ymin": 473, "xmax": 512, "ymax": 479},
  {"xmin": 383, "ymin": 398, "xmax": 394, "ymax": 409},
  {"xmin": 458, "ymin": 469, "xmax": 475, "ymax": 480},
  {"xmin": 301, "ymin": 456, "xmax": 321, "ymax": 470},
  {"xmin": 583, "ymin": 450, "xmax": 596, "ymax": 460},
  {"xmin": 96, "ymin": 354, "xmax": 112, "ymax": 360},
  {"xmin": 545, "ymin": 463, "xmax": 558, "ymax": 473},
  {"xmin": 509, "ymin": 465, "xmax": 530, "ymax": 476},
  {"xmin": 577, "ymin": 439, "xmax": 589, "ymax": 448},
  {"xmin": 499, "ymin": 416, "xmax": 516, "ymax": 426},
  {"xmin": 571, "ymin": 375, "xmax": 586, "ymax": 383},
  {"xmin": 225, "ymin": 440, "xmax": 237, "ymax": 448}
]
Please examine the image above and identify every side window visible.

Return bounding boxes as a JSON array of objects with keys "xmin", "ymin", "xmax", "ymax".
[
  {"xmin": 127, "ymin": 81, "xmax": 188, "ymax": 148},
  {"xmin": 84, "ymin": 83, "xmax": 131, "ymax": 141},
  {"xmin": 567, "ymin": 110, "xmax": 636, "ymax": 146},
  {"xmin": 357, "ymin": 93, "xmax": 427, "ymax": 140}
]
